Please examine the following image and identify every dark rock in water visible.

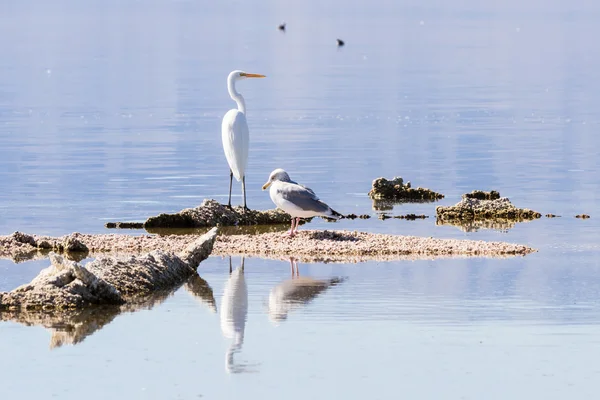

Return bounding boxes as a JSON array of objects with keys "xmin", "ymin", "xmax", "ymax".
[
  {"xmin": 436, "ymin": 196, "xmax": 541, "ymax": 221},
  {"xmin": 575, "ymin": 214, "xmax": 591, "ymax": 219},
  {"xmin": 105, "ymin": 222, "xmax": 144, "ymax": 229},
  {"xmin": 368, "ymin": 177, "xmax": 444, "ymax": 202},
  {"xmin": 144, "ymin": 199, "xmax": 291, "ymax": 229},
  {"xmin": 395, "ymin": 214, "xmax": 429, "ymax": 220},
  {"xmin": 278, "ymin": 22, "xmax": 286, "ymax": 31},
  {"xmin": 337, "ymin": 38, "xmax": 345, "ymax": 46},
  {"xmin": 463, "ymin": 190, "xmax": 501, "ymax": 201},
  {"xmin": 0, "ymin": 228, "xmax": 218, "ymax": 312}
]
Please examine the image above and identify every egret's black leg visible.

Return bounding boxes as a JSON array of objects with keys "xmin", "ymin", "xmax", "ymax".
[
  {"xmin": 242, "ymin": 176, "xmax": 249, "ymax": 212},
  {"xmin": 227, "ymin": 170, "xmax": 233, "ymax": 210},
  {"xmin": 241, "ymin": 256, "xmax": 245, "ymax": 272},
  {"xmin": 228, "ymin": 256, "xmax": 232, "ymax": 274}
]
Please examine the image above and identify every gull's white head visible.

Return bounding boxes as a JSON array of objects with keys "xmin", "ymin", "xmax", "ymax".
[
  {"xmin": 228, "ymin": 70, "xmax": 266, "ymax": 83},
  {"xmin": 262, "ymin": 168, "xmax": 292, "ymax": 190}
]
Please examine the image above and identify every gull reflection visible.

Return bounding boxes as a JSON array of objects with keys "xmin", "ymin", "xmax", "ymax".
[
  {"xmin": 184, "ymin": 273, "xmax": 217, "ymax": 313},
  {"xmin": 268, "ymin": 257, "xmax": 345, "ymax": 324},
  {"xmin": 220, "ymin": 256, "xmax": 256, "ymax": 374}
]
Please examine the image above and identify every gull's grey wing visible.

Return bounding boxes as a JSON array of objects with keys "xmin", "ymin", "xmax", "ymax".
[{"xmin": 278, "ymin": 183, "xmax": 330, "ymax": 213}]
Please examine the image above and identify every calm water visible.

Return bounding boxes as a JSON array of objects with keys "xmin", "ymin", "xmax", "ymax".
[{"xmin": 1, "ymin": 0, "xmax": 600, "ymax": 398}]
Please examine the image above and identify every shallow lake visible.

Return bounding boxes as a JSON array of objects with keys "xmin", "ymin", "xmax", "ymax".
[{"xmin": 1, "ymin": 0, "xmax": 600, "ymax": 398}]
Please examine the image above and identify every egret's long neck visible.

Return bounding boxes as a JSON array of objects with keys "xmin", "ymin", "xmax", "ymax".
[{"xmin": 227, "ymin": 78, "xmax": 246, "ymax": 114}]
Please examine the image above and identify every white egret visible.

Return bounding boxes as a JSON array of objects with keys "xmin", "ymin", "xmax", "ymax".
[
  {"xmin": 222, "ymin": 70, "xmax": 266, "ymax": 210},
  {"xmin": 262, "ymin": 168, "xmax": 342, "ymax": 237}
]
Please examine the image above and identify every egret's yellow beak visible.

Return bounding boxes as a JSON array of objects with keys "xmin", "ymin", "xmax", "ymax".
[
  {"xmin": 262, "ymin": 181, "xmax": 271, "ymax": 190},
  {"xmin": 241, "ymin": 73, "xmax": 266, "ymax": 78}
]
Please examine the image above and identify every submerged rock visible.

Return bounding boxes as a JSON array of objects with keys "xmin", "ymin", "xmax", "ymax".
[
  {"xmin": 436, "ymin": 192, "xmax": 541, "ymax": 221},
  {"xmin": 0, "ymin": 228, "xmax": 218, "ymax": 311},
  {"xmin": 368, "ymin": 177, "xmax": 444, "ymax": 201}
]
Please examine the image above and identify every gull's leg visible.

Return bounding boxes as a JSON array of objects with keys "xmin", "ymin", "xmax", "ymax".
[
  {"xmin": 227, "ymin": 171, "xmax": 233, "ymax": 210},
  {"xmin": 242, "ymin": 176, "xmax": 249, "ymax": 212},
  {"xmin": 283, "ymin": 218, "xmax": 294, "ymax": 237},
  {"xmin": 293, "ymin": 217, "xmax": 301, "ymax": 234}
]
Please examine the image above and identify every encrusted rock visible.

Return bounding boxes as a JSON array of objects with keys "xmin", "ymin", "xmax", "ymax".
[
  {"xmin": 106, "ymin": 199, "xmax": 293, "ymax": 229},
  {"xmin": 436, "ymin": 192, "xmax": 541, "ymax": 221},
  {"xmin": 368, "ymin": 177, "xmax": 444, "ymax": 201},
  {"xmin": 62, "ymin": 234, "xmax": 89, "ymax": 253},
  {"xmin": 463, "ymin": 190, "xmax": 501, "ymax": 200},
  {"xmin": 0, "ymin": 228, "xmax": 218, "ymax": 311}
]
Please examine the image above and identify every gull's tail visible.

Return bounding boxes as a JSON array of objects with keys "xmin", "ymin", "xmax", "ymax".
[{"xmin": 325, "ymin": 206, "xmax": 343, "ymax": 220}]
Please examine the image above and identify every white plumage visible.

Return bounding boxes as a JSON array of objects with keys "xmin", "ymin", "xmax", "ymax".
[
  {"xmin": 221, "ymin": 109, "xmax": 249, "ymax": 182},
  {"xmin": 221, "ymin": 70, "xmax": 265, "ymax": 210}
]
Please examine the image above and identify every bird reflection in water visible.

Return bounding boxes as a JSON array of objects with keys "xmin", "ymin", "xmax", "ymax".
[
  {"xmin": 268, "ymin": 257, "xmax": 345, "ymax": 324},
  {"xmin": 220, "ymin": 256, "xmax": 257, "ymax": 374}
]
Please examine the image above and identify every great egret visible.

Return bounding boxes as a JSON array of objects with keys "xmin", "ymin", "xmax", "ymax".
[
  {"xmin": 262, "ymin": 168, "xmax": 342, "ymax": 237},
  {"xmin": 222, "ymin": 70, "xmax": 266, "ymax": 210}
]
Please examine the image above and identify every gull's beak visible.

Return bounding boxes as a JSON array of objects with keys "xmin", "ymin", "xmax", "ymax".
[
  {"xmin": 262, "ymin": 181, "xmax": 271, "ymax": 190},
  {"xmin": 241, "ymin": 73, "xmax": 266, "ymax": 78}
]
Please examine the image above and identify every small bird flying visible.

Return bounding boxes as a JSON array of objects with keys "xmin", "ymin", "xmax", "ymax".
[
  {"xmin": 262, "ymin": 168, "xmax": 342, "ymax": 237},
  {"xmin": 222, "ymin": 70, "xmax": 266, "ymax": 211}
]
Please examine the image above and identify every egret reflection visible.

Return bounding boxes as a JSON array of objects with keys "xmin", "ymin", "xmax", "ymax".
[
  {"xmin": 220, "ymin": 256, "xmax": 257, "ymax": 373},
  {"xmin": 268, "ymin": 257, "xmax": 345, "ymax": 324}
]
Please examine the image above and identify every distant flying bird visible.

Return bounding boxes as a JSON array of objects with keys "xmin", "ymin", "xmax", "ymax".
[
  {"xmin": 262, "ymin": 168, "xmax": 342, "ymax": 237},
  {"xmin": 222, "ymin": 70, "xmax": 266, "ymax": 210},
  {"xmin": 278, "ymin": 22, "xmax": 286, "ymax": 31},
  {"xmin": 336, "ymin": 38, "xmax": 345, "ymax": 47}
]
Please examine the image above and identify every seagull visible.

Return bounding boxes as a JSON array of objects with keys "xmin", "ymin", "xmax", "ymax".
[{"xmin": 262, "ymin": 168, "xmax": 342, "ymax": 237}]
